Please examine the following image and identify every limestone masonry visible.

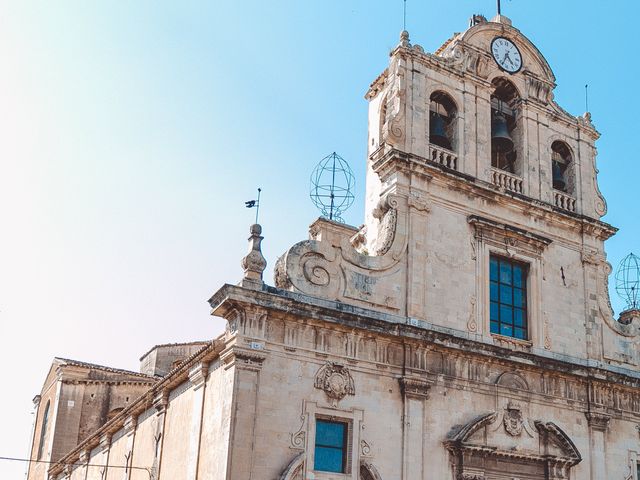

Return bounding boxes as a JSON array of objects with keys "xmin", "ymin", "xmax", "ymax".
[{"xmin": 28, "ymin": 13, "xmax": 640, "ymax": 480}]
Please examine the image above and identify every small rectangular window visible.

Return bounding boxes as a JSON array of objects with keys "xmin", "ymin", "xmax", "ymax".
[
  {"xmin": 314, "ymin": 419, "xmax": 348, "ymax": 473},
  {"xmin": 490, "ymin": 255, "xmax": 528, "ymax": 340}
]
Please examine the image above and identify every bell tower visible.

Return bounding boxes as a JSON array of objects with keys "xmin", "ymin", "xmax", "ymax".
[{"xmin": 277, "ymin": 14, "xmax": 638, "ymax": 369}]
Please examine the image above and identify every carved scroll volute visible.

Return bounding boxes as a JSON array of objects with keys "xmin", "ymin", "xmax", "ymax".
[
  {"xmin": 275, "ymin": 238, "xmax": 342, "ymax": 300},
  {"xmin": 383, "ymin": 56, "xmax": 406, "ymax": 147}
]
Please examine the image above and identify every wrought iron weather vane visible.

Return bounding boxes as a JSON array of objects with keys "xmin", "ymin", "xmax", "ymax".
[{"xmin": 310, "ymin": 152, "xmax": 355, "ymax": 223}]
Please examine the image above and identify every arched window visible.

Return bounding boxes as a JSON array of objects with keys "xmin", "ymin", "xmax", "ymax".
[
  {"xmin": 429, "ymin": 91, "xmax": 457, "ymax": 151},
  {"xmin": 491, "ymin": 78, "xmax": 520, "ymax": 174},
  {"xmin": 551, "ymin": 141, "xmax": 573, "ymax": 193},
  {"xmin": 37, "ymin": 400, "xmax": 50, "ymax": 460}
]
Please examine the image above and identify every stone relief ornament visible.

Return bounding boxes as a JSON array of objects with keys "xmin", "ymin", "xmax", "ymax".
[
  {"xmin": 274, "ymin": 193, "xmax": 408, "ymax": 312},
  {"xmin": 503, "ymin": 401, "xmax": 524, "ymax": 437},
  {"xmin": 314, "ymin": 362, "xmax": 355, "ymax": 405},
  {"xmin": 290, "ymin": 415, "xmax": 306, "ymax": 450}
]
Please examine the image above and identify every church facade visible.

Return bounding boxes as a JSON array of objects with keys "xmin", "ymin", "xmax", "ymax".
[{"xmin": 29, "ymin": 13, "xmax": 640, "ymax": 480}]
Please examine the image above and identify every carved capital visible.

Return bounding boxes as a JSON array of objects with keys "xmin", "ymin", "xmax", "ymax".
[
  {"xmin": 153, "ymin": 389, "xmax": 169, "ymax": 414},
  {"xmin": 585, "ymin": 411, "xmax": 611, "ymax": 431},
  {"xmin": 79, "ymin": 449, "xmax": 90, "ymax": 464},
  {"xmin": 188, "ymin": 361, "xmax": 209, "ymax": 389},
  {"xmin": 124, "ymin": 415, "xmax": 137, "ymax": 434},
  {"xmin": 99, "ymin": 433, "xmax": 112, "ymax": 451},
  {"xmin": 221, "ymin": 346, "xmax": 266, "ymax": 371},
  {"xmin": 399, "ymin": 376, "xmax": 432, "ymax": 399}
]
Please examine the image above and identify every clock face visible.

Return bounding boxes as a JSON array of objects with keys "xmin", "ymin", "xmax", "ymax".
[{"xmin": 491, "ymin": 37, "xmax": 522, "ymax": 73}]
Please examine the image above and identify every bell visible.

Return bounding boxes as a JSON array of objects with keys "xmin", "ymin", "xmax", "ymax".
[
  {"xmin": 429, "ymin": 113, "xmax": 451, "ymax": 150},
  {"xmin": 552, "ymin": 161, "xmax": 566, "ymax": 191},
  {"xmin": 491, "ymin": 111, "xmax": 514, "ymax": 153}
]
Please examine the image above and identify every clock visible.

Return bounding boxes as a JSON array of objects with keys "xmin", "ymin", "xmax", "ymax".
[{"xmin": 491, "ymin": 37, "xmax": 522, "ymax": 74}]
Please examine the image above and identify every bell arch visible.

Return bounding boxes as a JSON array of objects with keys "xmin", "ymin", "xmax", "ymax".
[
  {"xmin": 429, "ymin": 90, "xmax": 458, "ymax": 152},
  {"xmin": 551, "ymin": 140, "xmax": 575, "ymax": 195},
  {"xmin": 490, "ymin": 77, "xmax": 522, "ymax": 176}
]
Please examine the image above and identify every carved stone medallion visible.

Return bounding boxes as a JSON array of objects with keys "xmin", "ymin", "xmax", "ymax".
[
  {"xmin": 503, "ymin": 401, "xmax": 524, "ymax": 437},
  {"xmin": 314, "ymin": 362, "xmax": 355, "ymax": 404}
]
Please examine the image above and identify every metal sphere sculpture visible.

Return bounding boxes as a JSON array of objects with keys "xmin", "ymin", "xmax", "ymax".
[
  {"xmin": 310, "ymin": 152, "xmax": 355, "ymax": 223},
  {"xmin": 615, "ymin": 252, "xmax": 640, "ymax": 310}
]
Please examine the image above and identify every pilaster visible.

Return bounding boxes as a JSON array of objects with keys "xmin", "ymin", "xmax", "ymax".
[
  {"xmin": 399, "ymin": 376, "xmax": 432, "ymax": 480},
  {"xmin": 186, "ymin": 362, "xmax": 209, "ymax": 480},
  {"xmin": 586, "ymin": 411, "xmax": 610, "ymax": 480},
  {"xmin": 224, "ymin": 347, "xmax": 266, "ymax": 480}
]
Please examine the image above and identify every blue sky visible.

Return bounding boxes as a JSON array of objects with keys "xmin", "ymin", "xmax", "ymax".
[{"xmin": 1, "ymin": 1, "xmax": 639, "ymax": 476}]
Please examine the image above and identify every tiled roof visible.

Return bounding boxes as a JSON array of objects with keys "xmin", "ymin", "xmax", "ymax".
[{"xmin": 55, "ymin": 357, "xmax": 156, "ymax": 380}]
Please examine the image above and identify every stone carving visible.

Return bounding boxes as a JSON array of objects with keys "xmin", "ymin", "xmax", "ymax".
[
  {"xmin": 446, "ymin": 412, "xmax": 581, "ymax": 480},
  {"xmin": 279, "ymin": 453, "xmax": 304, "ymax": 480},
  {"xmin": 444, "ymin": 44, "xmax": 490, "ymax": 79},
  {"xmin": 274, "ymin": 193, "xmax": 407, "ymax": 312},
  {"xmin": 240, "ymin": 224, "xmax": 267, "ymax": 289},
  {"xmin": 360, "ymin": 438, "xmax": 372, "ymax": 457},
  {"xmin": 314, "ymin": 362, "xmax": 355, "ymax": 404},
  {"xmin": 543, "ymin": 314, "xmax": 552, "ymax": 350},
  {"xmin": 467, "ymin": 296, "xmax": 477, "ymax": 333},
  {"xmin": 503, "ymin": 401, "xmax": 524, "ymax": 436},
  {"xmin": 290, "ymin": 415, "xmax": 306, "ymax": 450},
  {"xmin": 372, "ymin": 199, "xmax": 397, "ymax": 256}
]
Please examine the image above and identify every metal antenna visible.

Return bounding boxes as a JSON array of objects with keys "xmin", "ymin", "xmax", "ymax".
[
  {"xmin": 497, "ymin": 0, "xmax": 501, "ymax": 15},
  {"xmin": 403, "ymin": 0, "xmax": 407, "ymax": 31},
  {"xmin": 585, "ymin": 84, "xmax": 589, "ymax": 112},
  {"xmin": 255, "ymin": 188, "xmax": 261, "ymax": 224},
  {"xmin": 244, "ymin": 187, "xmax": 262, "ymax": 224}
]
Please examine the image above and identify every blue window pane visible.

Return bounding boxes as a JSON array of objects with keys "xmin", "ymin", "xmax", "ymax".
[
  {"xmin": 315, "ymin": 446, "xmax": 344, "ymax": 473},
  {"xmin": 514, "ymin": 327, "xmax": 526, "ymax": 340},
  {"xmin": 513, "ymin": 265, "xmax": 524, "ymax": 287},
  {"xmin": 490, "ymin": 258, "xmax": 498, "ymax": 281},
  {"xmin": 490, "ymin": 302, "xmax": 499, "ymax": 321},
  {"xmin": 514, "ymin": 308, "xmax": 525, "ymax": 327},
  {"xmin": 490, "ymin": 281, "xmax": 499, "ymax": 301},
  {"xmin": 490, "ymin": 321, "xmax": 499, "ymax": 334},
  {"xmin": 513, "ymin": 288, "xmax": 524, "ymax": 308},
  {"xmin": 500, "ymin": 286, "xmax": 513, "ymax": 305},
  {"xmin": 316, "ymin": 421, "xmax": 345, "ymax": 448},
  {"xmin": 500, "ymin": 305, "xmax": 513, "ymax": 324},
  {"xmin": 500, "ymin": 262, "xmax": 512, "ymax": 284},
  {"xmin": 500, "ymin": 324, "xmax": 513, "ymax": 337}
]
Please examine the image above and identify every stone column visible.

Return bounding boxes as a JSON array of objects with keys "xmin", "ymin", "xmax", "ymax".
[
  {"xmin": 399, "ymin": 377, "xmax": 432, "ymax": 480},
  {"xmin": 585, "ymin": 411, "xmax": 610, "ymax": 480},
  {"xmin": 186, "ymin": 362, "xmax": 208, "ymax": 480},
  {"xmin": 221, "ymin": 347, "xmax": 266, "ymax": 480}
]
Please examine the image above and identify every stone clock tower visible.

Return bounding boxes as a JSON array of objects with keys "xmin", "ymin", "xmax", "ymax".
[{"xmin": 38, "ymin": 12, "xmax": 640, "ymax": 480}]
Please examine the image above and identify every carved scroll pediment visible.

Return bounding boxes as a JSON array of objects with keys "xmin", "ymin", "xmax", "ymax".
[
  {"xmin": 274, "ymin": 194, "xmax": 408, "ymax": 313},
  {"xmin": 445, "ymin": 410, "xmax": 581, "ymax": 479}
]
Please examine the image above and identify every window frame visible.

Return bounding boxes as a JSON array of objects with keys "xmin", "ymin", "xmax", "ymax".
[
  {"xmin": 489, "ymin": 255, "xmax": 529, "ymax": 340},
  {"xmin": 314, "ymin": 418, "xmax": 349, "ymax": 474}
]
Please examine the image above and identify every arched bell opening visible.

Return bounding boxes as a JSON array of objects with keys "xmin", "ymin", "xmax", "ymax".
[
  {"xmin": 429, "ymin": 91, "xmax": 457, "ymax": 151},
  {"xmin": 491, "ymin": 78, "xmax": 521, "ymax": 175},
  {"xmin": 551, "ymin": 140, "xmax": 574, "ymax": 194}
]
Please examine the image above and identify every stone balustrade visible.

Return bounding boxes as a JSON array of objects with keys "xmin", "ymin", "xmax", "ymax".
[
  {"xmin": 428, "ymin": 144, "xmax": 458, "ymax": 171},
  {"xmin": 554, "ymin": 190, "xmax": 576, "ymax": 213},
  {"xmin": 491, "ymin": 167, "xmax": 523, "ymax": 194}
]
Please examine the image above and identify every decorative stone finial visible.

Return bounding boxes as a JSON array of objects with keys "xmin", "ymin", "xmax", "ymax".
[
  {"xmin": 241, "ymin": 224, "xmax": 266, "ymax": 289},
  {"xmin": 399, "ymin": 30, "xmax": 411, "ymax": 47}
]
